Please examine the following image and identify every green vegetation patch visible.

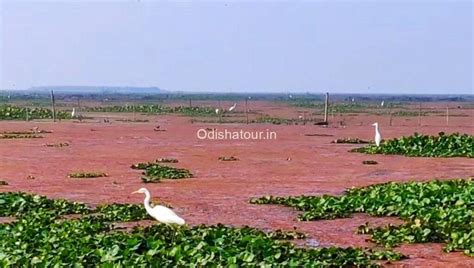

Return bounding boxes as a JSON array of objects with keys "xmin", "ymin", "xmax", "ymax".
[
  {"xmin": 0, "ymin": 192, "xmax": 90, "ymax": 217},
  {"xmin": 250, "ymin": 179, "xmax": 474, "ymax": 256},
  {"xmin": 254, "ymin": 116, "xmax": 296, "ymax": 125},
  {"xmin": 131, "ymin": 162, "xmax": 193, "ymax": 182},
  {"xmin": 68, "ymin": 172, "xmax": 108, "ymax": 178},
  {"xmin": 0, "ymin": 105, "xmax": 71, "ymax": 120},
  {"xmin": 352, "ymin": 132, "xmax": 474, "ymax": 158},
  {"xmin": 94, "ymin": 204, "xmax": 151, "ymax": 221},
  {"xmin": 0, "ymin": 192, "xmax": 403, "ymax": 266},
  {"xmin": 289, "ymin": 101, "xmax": 377, "ymax": 114},
  {"xmin": 85, "ymin": 104, "xmax": 216, "ymax": 117}
]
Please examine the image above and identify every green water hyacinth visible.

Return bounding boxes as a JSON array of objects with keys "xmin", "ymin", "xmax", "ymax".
[
  {"xmin": 250, "ymin": 179, "xmax": 474, "ymax": 256},
  {"xmin": 0, "ymin": 105, "xmax": 71, "ymax": 120},
  {"xmin": 131, "ymin": 161, "xmax": 193, "ymax": 182},
  {"xmin": 352, "ymin": 132, "xmax": 473, "ymax": 158},
  {"xmin": 0, "ymin": 192, "xmax": 404, "ymax": 266}
]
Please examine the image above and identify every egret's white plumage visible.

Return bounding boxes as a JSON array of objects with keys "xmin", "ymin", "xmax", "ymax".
[
  {"xmin": 372, "ymin": 122, "xmax": 382, "ymax": 147},
  {"xmin": 380, "ymin": 101, "xmax": 384, "ymax": 107},
  {"xmin": 228, "ymin": 103, "xmax": 237, "ymax": 112},
  {"xmin": 215, "ymin": 108, "xmax": 220, "ymax": 115},
  {"xmin": 71, "ymin": 108, "xmax": 76, "ymax": 118},
  {"xmin": 132, "ymin": 188, "xmax": 185, "ymax": 225}
]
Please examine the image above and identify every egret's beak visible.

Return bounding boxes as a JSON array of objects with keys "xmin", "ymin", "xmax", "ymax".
[{"xmin": 131, "ymin": 190, "xmax": 139, "ymax": 194}]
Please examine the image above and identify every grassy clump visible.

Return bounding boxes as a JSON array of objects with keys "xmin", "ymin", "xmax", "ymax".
[
  {"xmin": 352, "ymin": 132, "xmax": 473, "ymax": 158},
  {"xmin": 362, "ymin": 160, "xmax": 378, "ymax": 165},
  {"xmin": 68, "ymin": 172, "xmax": 108, "ymax": 178},
  {"xmin": 45, "ymin": 142, "xmax": 69, "ymax": 147},
  {"xmin": 156, "ymin": 158, "xmax": 179, "ymax": 163},
  {"xmin": 218, "ymin": 156, "xmax": 239, "ymax": 161},
  {"xmin": 131, "ymin": 162, "xmax": 192, "ymax": 182},
  {"xmin": 332, "ymin": 138, "xmax": 372, "ymax": 144},
  {"xmin": 250, "ymin": 179, "xmax": 474, "ymax": 256},
  {"xmin": 0, "ymin": 134, "xmax": 42, "ymax": 139},
  {"xmin": 115, "ymin": 119, "xmax": 150, "ymax": 123},
  {"xmin": 1, "ymin": 130, "xmax": 51, "ymax": 134},
  {"xmin": 0, "ymin": 192, "xmax": 404, "ymax": 266}
]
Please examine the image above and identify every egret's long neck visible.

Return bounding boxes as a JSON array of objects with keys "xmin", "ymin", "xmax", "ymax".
[
  {"xmin": 143, "ymin": 191, "xmax": 153, "ymax": 212},
  {"xmin": 374, "ymin": 124, "xmax": 379, "ymax": 134}
]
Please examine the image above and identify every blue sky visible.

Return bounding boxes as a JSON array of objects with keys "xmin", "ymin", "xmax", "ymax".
[{"xmin": 1, "ymin": 0, "xmax": 472, "ymax": 94}]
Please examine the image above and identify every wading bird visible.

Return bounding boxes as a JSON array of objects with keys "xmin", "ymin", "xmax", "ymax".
[
  {"xmin": 71, "ymin": 108, "xmax": 76, "ymax": 118},
  {"xmin": 228, "ymin": 103, "xmax": 237, "ymax": 112},
  {"xmin": 380, "ymin": 101, "xmax": 384, "ymax": 107},
  {"xmin": 132, "ymin": 188, "xmax": 185, "ymax": 225},
  {"xmin": 215, "ymin": 108, "xmax": 220, "ymax": 115},
  {"xmin": 372, "ymin": 122, "xmax": 382, "ymax": 146}
]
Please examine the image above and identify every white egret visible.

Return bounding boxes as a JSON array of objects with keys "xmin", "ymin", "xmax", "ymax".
[
  {"xmin": 215, "ymin": 108, "xmax": 220, "ymax": 115},
  {"xmin": 372, "ymin": 122, "xmax": 382, "ymax": 146},
  {"xmin": 228, "ymin": 103, "xmax": 237, "ymax": 112},
  {"xmin": 132, "ymin": 188, "xmax": 185, "ymax": 225},
  {"xmin": 71, "ymin": 108, "xmax": 76, "ymax": 118},
  {"xmin": 380, "ymin": 101, "xmax": 384, "ymax": 107}
]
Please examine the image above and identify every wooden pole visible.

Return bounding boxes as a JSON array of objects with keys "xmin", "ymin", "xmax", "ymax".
[
  {"xmin": 446, "ymin": 106, "xmax": 449, "ymax": 126},
  {"xmin": 218, "ymin": 100, "xmax": 222, "ymax": 124},
  {"xmin": 418, "ymin": 103, "xmax": 422, "ymax": 126},
  {"xmin": 324, "ymin": 92, "xmax": 329, "ymax": 123},
  {"xmin": 50, "ymin": 90, "xmax": 56, "ymax": 122},
  {"xmin": 77, "ymin": 98, "xmax": 82, "ymax": 122},
  {"xmin": 245, "ymin": 98, "xmax": 249, "ymax": 124},
  {"xmin": 133, "ymin": 105, "xmax": 136, "ymax": 121},
  {"xmin": 389, "ymin": 103, "xmax": 393, "ymax": 126}
]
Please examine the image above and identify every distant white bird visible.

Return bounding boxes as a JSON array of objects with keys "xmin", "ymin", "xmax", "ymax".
[
  {"xmin": 289, "ymin": 94, "xmax": 293, "ymax": 99},
  {"xmin": 352, "ymin": 98, "xmax": 355, "ymax": 103},
  {"xmin": 71, "ymin": 108, "xmax": 76, "ymax": 118},
  {"xmin": 228, "ymin": 103, "xmax": 237, "ymax": 112},
  {"xmin": 215, "ymin": 108, "xmax": 220, "ymax": 115},
  {"xmin": 380, "ymin": 101, "xmax": 384, "ymax": 107},
  {"xmin": 132, "ymin": 188, "xmax": 185, "ymax": 225},
  {"xmin": 372, "ymin": 122, "xmax": 382, "ymax": 147}
]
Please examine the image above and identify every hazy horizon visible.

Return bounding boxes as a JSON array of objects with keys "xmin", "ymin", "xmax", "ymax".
[{"xmin": 1, "ymin": 1, "xmax": 472, "ymax": 94}]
